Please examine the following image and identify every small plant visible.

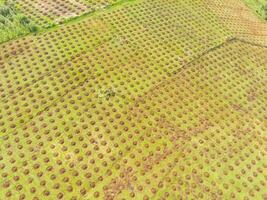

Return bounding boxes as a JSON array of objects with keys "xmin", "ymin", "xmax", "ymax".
[
  {"xmin": 28, "ymin": 25, "xmax": 38, "ymax": 33},
  {"xmin": 0, "ymin": 15, "xmax": 9, "ymax": 25},
  {"xmin": 262, "ymin": 5, "xmax": 267, "ymax": 20},
  {"xmin": 44, "ymin": 22, "xmax": 56, "ymax": 29},
  {"xmin": 19, "ymin": 16, "xmax": 30, "ymax": 26},
  {"xmin": 98, "ymin": 88, "xmax": 116, "ymax": 100},
  {"xmin": 105, "ymin": 88, "xmax": 116, "ymax": 100}
]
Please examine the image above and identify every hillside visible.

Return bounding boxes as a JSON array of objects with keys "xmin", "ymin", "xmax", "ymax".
[{"xmin": 0, "ymin": 0, "xmax": 266, "ymax": 199}]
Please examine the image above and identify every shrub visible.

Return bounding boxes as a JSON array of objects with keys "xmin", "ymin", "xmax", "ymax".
[
  {"xmin": 0, "ymin": 6, "xmax": 13, "ymax": 17},
  {"xmin": 262, "ymin": 5, "xmax": 267, "ymax": 20},
  {"xmin": 19, "ymin": 16, "xmax": 30, "ymax": 26},
  {"xmin": 28, "ymin": 25, "xmax": 38, "ymax": 32},
  {"xmin": 44, "ymin": 22, "xmax": 56, "ymax": 29},
  {"xmin": 0, "ymin": 15, "xmax": 9, "ymax": 25}
]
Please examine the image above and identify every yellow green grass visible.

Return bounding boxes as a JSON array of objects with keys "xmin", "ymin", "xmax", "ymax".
[
  {"xmin": 0, "ymin": 0, "xmax": 266, "ymax": 199},
  {"xmin": 242, "ymin": 0, "xmax": 267, "ymax": 19}
]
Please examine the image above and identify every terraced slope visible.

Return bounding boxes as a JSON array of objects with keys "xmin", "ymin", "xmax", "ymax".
[
  {"xmin": 0, "ymin": 0, "xmax": 266, "ymax": 200},
  {"xmin": 14, "ymin": 0, "xmax": 124, "ymax": 27},
  {"xmin": 208, "ymin": 0, "xmax": 267, "ymax": 45}
]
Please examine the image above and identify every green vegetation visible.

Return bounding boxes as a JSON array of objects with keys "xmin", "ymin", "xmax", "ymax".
[
  {"xmin": 0, "ymin": 0, "xmax": 39, "ymax": 43},
  {"xmin": 242, "ymin": 0, "xmax": 267, "ymax": 20}
]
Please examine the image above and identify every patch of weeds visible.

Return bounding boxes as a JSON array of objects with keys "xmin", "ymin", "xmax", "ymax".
[
  {"xmin": 98, "ymin": 88, "xmax": 116, "ymax": 100},
  {"xmin": 18, "ymin": 15, "xmax": 39, "ymax": 32},
  {"xmin": 105, "ymin": 88, "xmax": 116, "ymax": 100},
  {"xmin": 28, "ymin": 24, "xmax": 38, "ymax": 32},
  {"xmin": 262, "ymin": 5, "xmax": 267, "ymax": 20},
  {"xmin": 0, "ymin": 1, "xmax": 40, "ymax": 43},
  {"xmin": 0, "ymin": 5, "xmax": 13, "ymax": 17},
  {"xmin": 44, "ymin": 22, "xmax": 56, "ymax": 29},
  {"xmin": 0, "ymin": 15, "xmax": 8, "ymax": 25},
  {"xmin": 242, "ymin": 0, "xmax": 267, "ymax": 20},
  {"xmin": 19, "ymin": 16, "xmax": 30, "ymax": 26}
]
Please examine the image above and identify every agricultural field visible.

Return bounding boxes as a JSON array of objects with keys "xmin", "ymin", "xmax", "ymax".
[
  {"xmin": 0, "ymin": 0, "xmax": 266, "ymax": 200},
  {"xmin": 14, "ymin": 0, "xmax": 126, "ymax": 27}
]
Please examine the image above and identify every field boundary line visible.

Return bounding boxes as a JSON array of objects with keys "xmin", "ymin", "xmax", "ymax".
[
  {"xmin": 234, "ymin": 37, "xmax": 267, "ymax": 48},
  {"xmin": 131, "ymin": 36, "xmax": 267, "ymax": 106}
]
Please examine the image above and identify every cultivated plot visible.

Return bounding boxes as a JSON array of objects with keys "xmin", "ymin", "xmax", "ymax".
[{"xmin": 0, "ymin": 0, "xmax": 266, "ymax": 200}]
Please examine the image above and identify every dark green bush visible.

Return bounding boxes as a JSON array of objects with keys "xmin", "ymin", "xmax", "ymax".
[
  {"xmin": 0, "ymin": 6, "xmax": 13, "ymax": 17},
  {"xmin": 262, "ymin": 5, "xmax": 267, "ymax": 20},
  {"xmin": 28, "ymin": 25, "xmax": 38, "ymax": 32},
  {"xmin": 19, "ymin": 16, "xmax": 30, "ymax": 26},
  {"xmin": 0, "ymin": 15, "xmax": 9, "ymax": 25}
]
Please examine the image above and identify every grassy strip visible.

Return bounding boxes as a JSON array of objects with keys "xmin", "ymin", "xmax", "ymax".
[
  {"xmin": 242, "ymin": 0, "xmax": 267, "ymax": 20},
  {"xmin": 0, "ymin": 0, "xmax": 39, "ymax": 44}
]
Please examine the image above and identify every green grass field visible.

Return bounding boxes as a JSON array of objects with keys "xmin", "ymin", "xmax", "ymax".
[
  {"xmin": 0, "ymin": 0, "xmax": 266, "ymax": 199},
  {"xmin": 243, "ymin": 0, "xmax": 267, "ymax": 19},
  {"xmin": 0, "ymin": 0, "xmax": 39, "ymax": 43}
]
